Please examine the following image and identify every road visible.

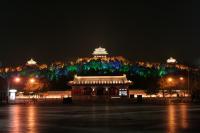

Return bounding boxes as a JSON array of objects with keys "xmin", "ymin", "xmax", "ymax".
[{"xmin": 0, "ymin": 104, "xmax": 200, "ymax": 133}]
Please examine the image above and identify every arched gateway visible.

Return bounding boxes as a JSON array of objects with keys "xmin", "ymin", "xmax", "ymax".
[{"xmin": 68, "ymin": 74, "xmax": 132, "ymax": 101}]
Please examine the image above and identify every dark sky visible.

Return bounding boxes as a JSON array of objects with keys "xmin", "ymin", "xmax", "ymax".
[{"xmin": 0, "ymin": 1, "xmax": 199, "ymax": 66}]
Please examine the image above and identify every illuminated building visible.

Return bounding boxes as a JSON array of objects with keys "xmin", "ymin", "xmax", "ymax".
[
  {"xmin": 69, "ymin": 47, "xmax": 132, "ymax": 101},
  {"xmin": 167, "ymin": 57, "xmax": 177, "ymax": 64},
  {"xmin": 26, "ymin": 58, "xmax": 37, "ymax": 66},
  {"xmin": 92, "ymin": 46, "xmax": 108, "ymax": 58},
  {"xmin": 69, "ymin": 74, "xmax": 132, "ymax": 101}
]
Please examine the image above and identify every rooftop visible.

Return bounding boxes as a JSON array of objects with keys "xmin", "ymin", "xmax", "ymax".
[
  {"xmin": 26, "ymin": 58, "xmax": 37, "ymax": 66},
  {"xmin": 69, "ymin": 74, "xmax": 132, "ymax": 85},
  {"xmin": 167, "ymin": 57, "xmax": 177, "ymax": 64},
  {"xmin": 92, "ymin": 47, "xmax": 108, "ymax": 57}
]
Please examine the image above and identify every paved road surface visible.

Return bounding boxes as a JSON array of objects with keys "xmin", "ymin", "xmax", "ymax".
[{"xmin": 0, "ymin": 104, "xmax": 200, "ymax": 133}]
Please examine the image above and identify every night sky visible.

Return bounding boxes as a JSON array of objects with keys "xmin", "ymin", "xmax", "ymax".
[{"xmin": 0, "ymin": 1, "xmax": 199, "ymax": 66}]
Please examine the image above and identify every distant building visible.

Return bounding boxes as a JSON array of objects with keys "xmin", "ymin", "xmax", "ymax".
[
  {"xmin": 167, "ymin": 57, "xmax": 177, "ymax": 64},
  {"xmin": 26, "ymin": 58, "xmax": 37, "ymax": 66},
  {"xmin": 92, "ymin": 46, "xmax": 108, "ymax": 58}
]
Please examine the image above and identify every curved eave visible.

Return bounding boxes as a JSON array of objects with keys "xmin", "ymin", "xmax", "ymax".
[{"xmin": 68, "ymin": 82, "xmax": 133, "ymax": 86}]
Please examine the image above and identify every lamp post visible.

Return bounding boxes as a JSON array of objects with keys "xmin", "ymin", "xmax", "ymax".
[
  {"xmin": 167, "ymin": 77, "xmax": 173, "ymax": 98},
  {"xmin": 179, "ymin": 76, "xmax": 186, "ymax": 97},
  {"xmin": 28, "ymin": 78, "xmax": 36, "ymax": 101}
]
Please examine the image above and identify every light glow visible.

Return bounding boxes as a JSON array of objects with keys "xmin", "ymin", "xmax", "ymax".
[
  {"xmin": 180, "ymin": 77, "xmax": 184, "ymax": 81},
  {"xmin": 27, "ymin": 58, "xmax": 37, "ymax": 65},
  {"xmin": 14, "ymin": 77, "xmax": 21, "ymax": 83},
  {"xmin": 167, "ymin": 57, "xmax": 177, "ymax": 64},
  {"xmin": 29, "ymin": 78, "xmax": 36, "ymax": 84},
  {"xmin": 168, "ymin": 77, "xmax": 173, "ymax": 82}
]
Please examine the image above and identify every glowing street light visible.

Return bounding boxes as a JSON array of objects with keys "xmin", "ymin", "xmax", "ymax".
[
  {"xmin": 167, "ymin": 77, "xmax": 173, "ymax": 82},
  {"xmin": 14, "ymin": 77, "xmax": 21, "ymax": 83},
  {"xmin": 179, "ymin": 77, "xmax": 184, "ymax": 81},
  {"xmin": 29, "ymin": 78, "xmax": 36, "ymax": 84}
]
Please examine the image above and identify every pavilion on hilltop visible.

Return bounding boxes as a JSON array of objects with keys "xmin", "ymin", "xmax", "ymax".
[
  {"xmin": 92, "ymin": 46, "xmax": 108, "ymax": 58},
  {"xmin": 26, "ymin": 58, "xmax": 37, "ymax": 66}
]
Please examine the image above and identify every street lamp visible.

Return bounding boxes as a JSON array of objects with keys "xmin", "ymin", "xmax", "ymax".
[
  {"xmin": 29, "ymin": 78, "xmax": 36, "ymax": 84},
  {"xmin": 167, "ymin": 77, "xmax": 174, "ymax": 98},
  {"xmin": 14, "ymin": 77, "xmax": 21, "ymax": 83},
  {"xmin": 167, "ymin": 77, "xmax": 173, "ymax": 82},
  {"xmin": 179, "ymin": 77, "xmax": 184, "ymax": 81},
  {"xmin": 8, "ymin": 76, "xmax": 21, "ymax": 89},
  {"xmin": 179, "ymin": 76, "xmax": 186, "ymax": 97},
  {"xmin": 28, "ymin": 78, "xmax": 36, "ymax": 99}
]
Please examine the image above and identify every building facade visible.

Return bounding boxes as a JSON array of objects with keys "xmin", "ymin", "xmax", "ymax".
[{"xmin": 69, "ymin": 74, "xmax": 132, "ymax": 101}]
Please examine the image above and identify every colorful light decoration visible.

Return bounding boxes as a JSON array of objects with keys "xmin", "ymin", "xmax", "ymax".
[
  {"xmin": 0, "ymin": 47, "xmax": 190, "ymax": 83},
  {"xmin": 2, "ymin": 57, "xmax": 172, "ymax": 81}
]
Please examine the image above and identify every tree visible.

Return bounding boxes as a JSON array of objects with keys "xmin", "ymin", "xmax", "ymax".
[
  {"xmin": 24, "ymin": 78, "xmax": 48, "ymax": 93},
  {"xmin": 190, "ymin": 76, "xmax": 200, "ymax": 101},
  {"xmin": 159, "ymin": 76, "xmax": 180, "ymax": 97},
  {"xmin": 145, "ymin": 77, "xmax": 160, "ymax": 97}
]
